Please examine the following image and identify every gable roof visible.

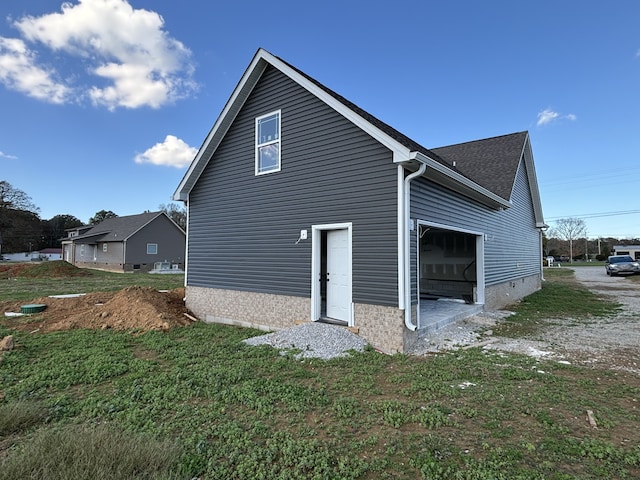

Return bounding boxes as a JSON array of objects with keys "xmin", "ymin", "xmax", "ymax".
[
  {"xmin": 432, "ymin": 132, "xmax": 528, "ymax": 201},
  {"xmin": 433, "ymin": 131, "xmax": 546, "ymax": 227},
  {"xmin": 69, "ymin": 212, "xmax": 174, "ymax": 243},
  {"xmin": 174, "ymin": 49, "xmax": 544, "ymax": 216}
]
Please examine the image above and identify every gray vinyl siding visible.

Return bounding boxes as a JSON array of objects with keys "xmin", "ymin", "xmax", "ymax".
[
  {"xmin": 410, "ymin": 159, "xmax": 541, "ymax": 303},
  {"xmin": 188, "ymin": 65, "xmax": 399, "ymax": 306},
  {"xmin": 97, "ymin": 242, "xmax": 124, "ymax": 265},
  {"xmin": 126, "ymin": 216, "xmax": 186, "ymax": 265},
  {"xmin": 76, "ymin": 242, "xmax": 124, "ymax": 264}
]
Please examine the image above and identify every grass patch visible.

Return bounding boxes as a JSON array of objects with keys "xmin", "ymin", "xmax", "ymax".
[
  {"xmin": 0, "ymin": 262, "xmax": 183, "ymax": 301},
  {"xmin": 0, "ymin": 424, "xmax": 183, "ymax": 480},
  {"xmin": 0, "ymin": 400, "xmax": 49, "ymax": 435},
  {"xmin": 1, "ymin": 323, "xmax": 639, "ymax": 479},
  {"xmin": 1, "ymin": 268, "xmax": 639, "ymax": 478},
  {"xmin": 496, "ymin": 268, "xmax": 622, "ymax": 337}
]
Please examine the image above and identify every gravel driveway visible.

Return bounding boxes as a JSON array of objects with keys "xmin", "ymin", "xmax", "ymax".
[{"xmin": 412, "ymin": 266, "xmax": 640, "ymax": 374}]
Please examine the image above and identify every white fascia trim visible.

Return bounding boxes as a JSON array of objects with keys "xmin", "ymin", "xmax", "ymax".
[
  {"xmin": 263, "ymin": 50, "xmax": 412, "ymax": 160},
  {"xmin": 521, "ymin": 134, "xmax": 546, "ymax": 228},
  {"xmin": 174, "ymin": 49, "xmax": 413, "ymax": 200},
  {"xmin": 411, "ymin": 151, "xmax": 512, "ymax": 209},
  {"xmin": 173, "ymin": 53, "xmax": 269, "ymax": 200}
]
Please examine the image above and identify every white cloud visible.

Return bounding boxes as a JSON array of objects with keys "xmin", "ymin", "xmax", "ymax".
[
  {"xmin": 6, "ymin": 0, "xmax": 195, "ymax": 110},
  {"xmin": 134, "ymin": 135, "xmax": 197, "ymax": 168},
  {"xmin": 537, "ymin": 108, "xmax": 577, "ymax": 126},
  {"xmin": 537, "ymin": 109, "xmax": 558, "ymax": 126},
  {"xmin": 0, "ymin": 37, "xmax": 70, "ymax": 103},
  {"xmin": 0, "ymin": 150, "xmax": 19, "ymax": 160}
]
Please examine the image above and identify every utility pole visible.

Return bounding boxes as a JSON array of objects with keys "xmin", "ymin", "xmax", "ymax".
[{"xmin": 585, "ymin": 238, "xmax": 588, "ymax": 261}]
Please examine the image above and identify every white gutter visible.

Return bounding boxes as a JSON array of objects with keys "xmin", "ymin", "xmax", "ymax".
[{"xmin": 403, "ymin": 162, "xmax": 427, "ymax": 331}]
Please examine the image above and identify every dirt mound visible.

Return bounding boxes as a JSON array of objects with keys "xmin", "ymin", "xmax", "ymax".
[
  {"xmin": 0, "ymin": 261, "xmax": 90, "ymax": 279},
  {"xmin": 0, "ymin": 286, "xmax": 193, "ymax": 333}
]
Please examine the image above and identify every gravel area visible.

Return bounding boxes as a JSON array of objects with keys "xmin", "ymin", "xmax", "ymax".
[
  {"xmin": 411, "ymin": 266, "xmax": 640, "ymax": 374},
  {"xmin": 244, "ymin": 267, "xmax": 640, "ymax": 370},
  {"xmin": 242, "ymin": 322, "xmax": 368, "ymax": 360}
]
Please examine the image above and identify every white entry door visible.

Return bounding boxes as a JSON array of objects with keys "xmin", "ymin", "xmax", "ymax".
[{"xmin": 326, "ymin": 229, "xmax": 350, "ymax": 321}]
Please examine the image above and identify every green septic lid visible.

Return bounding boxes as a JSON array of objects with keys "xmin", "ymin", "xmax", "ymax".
[{"xmin": 21, "ymin": 304, "xmax": 47, "ymax": 314}]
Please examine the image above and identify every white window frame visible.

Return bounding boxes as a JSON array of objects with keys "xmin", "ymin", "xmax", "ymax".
[
  {"xmin": 255, "ymin": 110, "xmax": 281, "ymax": 175},
  {"xmin": 103, "ymin": 243, "xmax": 108, "ymax": 253},
  {"xmin": 147, "ymin": 243, "xmax": 158, "ymax": 255}
]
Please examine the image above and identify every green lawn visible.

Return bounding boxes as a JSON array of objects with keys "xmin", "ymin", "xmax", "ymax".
[
  {"xmin": 0, "ymin": 262, "xmax": 184, "ymax": 301},
  {"xmin": 1, "ymin": 266, "xmax": 639, "ymax": 479}
]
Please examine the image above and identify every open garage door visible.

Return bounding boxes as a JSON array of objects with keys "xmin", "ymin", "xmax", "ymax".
[{"xmin": 418, "ymin": 225, "xmax": 482, "ymax": 304}]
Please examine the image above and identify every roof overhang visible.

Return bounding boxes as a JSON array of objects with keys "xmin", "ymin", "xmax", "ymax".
[
  {"xmin": 173, "ymin": 48, "xmax": 413, "ymax": 201},
  {"xmin": 520, "ymin": 134, "xmax": 547, "ymax": 228},
  {"xmin": 407, "ymin": 152, "xmax": 512, "ymax": 210}
]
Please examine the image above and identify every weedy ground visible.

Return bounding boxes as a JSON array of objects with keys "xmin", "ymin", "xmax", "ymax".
[{"xmin": 0, "ymin": 265, "xmax": 639, "ymax": 479}]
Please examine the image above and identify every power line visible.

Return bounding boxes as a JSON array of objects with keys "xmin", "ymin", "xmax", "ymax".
[{"xmin": 545, "ymin": 209, "xmax": 640, "ymax": 221}]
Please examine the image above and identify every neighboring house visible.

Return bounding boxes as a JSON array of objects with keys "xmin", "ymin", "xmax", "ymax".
[
  {"xmin": 612, "ymin": 245, "xmax": 640, "ymax": 260},
  {"xmin": 61, "ymin": 212, "xmax": 185, "ymax": 273},
  {"xmin": 173, "ymin": 49, "xmax": 546, "ymax": 353}
]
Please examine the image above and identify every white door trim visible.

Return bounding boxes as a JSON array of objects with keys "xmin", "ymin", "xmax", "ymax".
[
  {"xmin": 415, "ymin": 220, "xmax": 485, "ymax": 329},
  {"xmin": 311, "ymin": 222, "xmax": 353, "ymax": 326}
]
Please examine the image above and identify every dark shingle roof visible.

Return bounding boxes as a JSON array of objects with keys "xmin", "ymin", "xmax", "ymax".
[
  {"xmin": 73, "ymin": 211, "xmax": 163, "ymax": 242},
  {"xmin": 276, "ymin": 56, "xmax": 454, "ymax": 170},
  {"xmin": 431, "ymin": 132, "xmax": 528, "ymax": 201},
  {"xmin": 175, "ymin": 48, "xmax": 532, "ymax": 206},
  {"xmin": 277, "ymin": 55, "xmax": 526, "ymax": 201}
]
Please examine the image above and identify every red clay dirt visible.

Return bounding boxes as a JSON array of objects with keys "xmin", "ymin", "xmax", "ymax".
[{"xmin": 0, "ymin": 286, "xmax": 193, "ymax": 333}]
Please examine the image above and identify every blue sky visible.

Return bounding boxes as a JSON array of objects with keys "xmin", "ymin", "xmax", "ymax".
[{"xmin": 1, "ymin": 0, "xmax": 638, "ymax": 238}]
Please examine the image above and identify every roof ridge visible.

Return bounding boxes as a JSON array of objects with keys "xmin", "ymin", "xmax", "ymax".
[
  {"xmin": 432, "ymin": 131, "xmax": 528, "ymax": 150},
  {"xmin": 273, "ymin": 52, "xmax": 454, "ymax": 169}
]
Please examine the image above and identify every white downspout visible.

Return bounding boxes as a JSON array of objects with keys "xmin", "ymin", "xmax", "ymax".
[
  {"xmin": 183, "ymin": 198, "xmax": 189, "ymax": 288},
  {"xmin": 404, "ymin": 162, "xmax": 427, "ymax": 331}
]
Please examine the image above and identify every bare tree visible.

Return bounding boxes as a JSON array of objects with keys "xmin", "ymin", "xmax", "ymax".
[
  {"xmin": 0, "ymin": 181, "xmax": 39, "ymax": 213},
  {"xmin": 159, "ymin": 203, "xmax": 186, "ymax": 230},
  {"xmin": 549, "ymin": 218, "xmax": 587, "ymax": 263}
]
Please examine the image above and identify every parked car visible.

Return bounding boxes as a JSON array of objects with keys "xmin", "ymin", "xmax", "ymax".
[{"xmin": 605, "ymin": 255, "xmax": 640, "ymax": 276}]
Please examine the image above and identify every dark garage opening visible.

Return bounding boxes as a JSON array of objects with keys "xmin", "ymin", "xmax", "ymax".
[{"xmin": 419, "ymin": 227, "xmax": 477, "ymax": 304}]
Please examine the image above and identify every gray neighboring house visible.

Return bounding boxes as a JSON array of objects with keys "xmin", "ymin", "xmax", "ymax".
[
  {"xmin": 62, "ymin": 212, "xmax": 185, "ymax": 273},
  {"xmin": 173, "ymin": 49, "xmax": 546, "ymax": 353}
]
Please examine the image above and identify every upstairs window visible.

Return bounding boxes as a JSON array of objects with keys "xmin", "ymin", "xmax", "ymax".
[
  {"xmin": 255, "ymin": 110, "xmax": 281, "ymax": 175},
  {"xmin": 147, "ymin": 243, "xmax": 158, "ymax": 255}
]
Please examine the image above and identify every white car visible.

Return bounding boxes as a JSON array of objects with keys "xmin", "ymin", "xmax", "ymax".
[{"xmin": 605, "ymin": 255, "xmax": 640, "ymax": 276}]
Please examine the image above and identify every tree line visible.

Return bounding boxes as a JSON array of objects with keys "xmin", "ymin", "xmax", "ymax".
[
  {"xmin": 545, "ymin": 217, "xmax": 639, "ymax": 262},
  {"xmin": 0, "ymin": 181, "xmax": 186, "ymax": 254}
]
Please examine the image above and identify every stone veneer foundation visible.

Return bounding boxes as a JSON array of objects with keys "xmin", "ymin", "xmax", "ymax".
[
  {"xmin": 186, "ymin": 286, "xmax": 309, "ymax": 331},
  {"xmin": 186, "ymin": 286, "xmax": 409, "ymax": 354},
  {"xmin": 352, "ymin": 303, "xmax": 406, "ymax": 354},
  {"xmin": 186, "ymin": 274, "xmax": 541, "ymax": 355}
]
